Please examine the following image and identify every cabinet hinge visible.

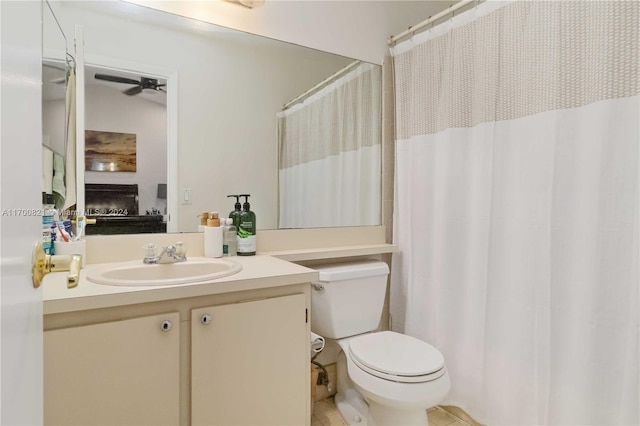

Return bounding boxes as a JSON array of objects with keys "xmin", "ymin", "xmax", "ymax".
[{"xmin": 305, "ymin": 308, "xmax": 308, "ymax": 323}]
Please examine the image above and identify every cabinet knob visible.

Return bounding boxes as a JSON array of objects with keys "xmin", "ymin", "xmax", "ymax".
[
  {"xmin": 201, "ymin": 314, "xmax": 212, "ymax": 325},
  {"xmin": 161, "ymin": 320, "xmax": 173, "ymax": 332}
]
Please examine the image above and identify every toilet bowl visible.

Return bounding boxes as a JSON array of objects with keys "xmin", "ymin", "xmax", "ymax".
[
  {"xmin": 310, "ymin": 261, "xmax": 451, "ymax": 425},
  {"xmin": 336, "ymin": 332, "xmax": 450, "ymax": 425}
]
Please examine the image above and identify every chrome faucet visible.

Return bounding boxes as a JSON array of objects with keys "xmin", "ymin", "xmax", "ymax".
[{"xmin": 143, "ymin": 242, "xmax": 187, "ymax": 264}]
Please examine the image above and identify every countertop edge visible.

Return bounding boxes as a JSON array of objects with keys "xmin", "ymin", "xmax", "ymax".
[
  {"xmin": 261, "ymin": 243, "xmax": 398, "ymax": 262},
  {"xmin": 43, "ymin": 271, "xmax": 318, "ymax": 315}
]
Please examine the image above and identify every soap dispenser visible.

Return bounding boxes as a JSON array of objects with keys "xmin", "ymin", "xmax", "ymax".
[
  {"xmin": 227, "ymin": 195, "xmax": 242, "ymax": 228},
  {"xmin": 237, "ymin": 194, "xmax": 256, "ymax": 256}
]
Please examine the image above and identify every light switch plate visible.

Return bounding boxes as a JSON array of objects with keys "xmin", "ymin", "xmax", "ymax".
[{"xmin": 182, "ymin": 188, "xmax": 192, "ymax": 205}]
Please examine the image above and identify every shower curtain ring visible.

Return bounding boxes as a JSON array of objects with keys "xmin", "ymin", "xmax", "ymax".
[{"xmin": 424, "ymin": 16, "xmax": 433, "ymax": 35}]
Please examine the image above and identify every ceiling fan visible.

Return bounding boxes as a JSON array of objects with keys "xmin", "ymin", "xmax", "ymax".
[{"xmin": 94, "ymin": 73, "xmax": 166, "ymax": 96}]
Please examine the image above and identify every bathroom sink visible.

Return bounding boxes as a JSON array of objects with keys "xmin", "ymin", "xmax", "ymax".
[{"xmin": 87, "ymin": 257, "xmax": 242, "ymax": 286}]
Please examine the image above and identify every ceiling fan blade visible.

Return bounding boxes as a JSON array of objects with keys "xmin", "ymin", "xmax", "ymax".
[
  {"xmin": 95, "ymin": 73, "xmax": 141, "ymax": 85},
  {"xmin": 123, "ymin": 85, "xmax": 143, "ymax": 96}
]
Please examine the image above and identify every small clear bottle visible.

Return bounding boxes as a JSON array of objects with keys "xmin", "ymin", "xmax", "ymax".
[{"xmin": 222, "ymin": 218, "xmax": 237, "ymax": 256}]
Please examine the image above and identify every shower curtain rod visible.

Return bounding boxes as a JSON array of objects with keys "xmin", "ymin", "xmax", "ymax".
[
  {"xmin": 282, "ymin": 60, "xmax": 361, "ymax": 110},
  {"xmin": 387, "ymin": 0, "xmax": 475, "ymax": 46}
]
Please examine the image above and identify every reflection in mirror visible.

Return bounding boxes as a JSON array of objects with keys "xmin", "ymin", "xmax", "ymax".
[
  {"xmin": 42, "ymin": 60, "xmax": 66, "ymax": 204},
  {"xmin": 278, "ymin": 61, "xmax": 381, "ymax": 228},
  {"xmin": 42, "ymin": 0, "xmax": 76, "ymax": 217},
  {"xmin": 50, "ymin": 1, "xmax": 382, "ymax": 233},
  {"xmin": 83, "ymin": 65, "xmax": 168, "ymax": 235}
]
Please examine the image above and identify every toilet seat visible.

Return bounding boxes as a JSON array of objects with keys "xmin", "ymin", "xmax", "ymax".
[{"xmin": 348, "ymin": 331, "xmax": 445, "ymax": 383}]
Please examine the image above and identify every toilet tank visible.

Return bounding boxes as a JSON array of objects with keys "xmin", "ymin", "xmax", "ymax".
[{"xmin": 310, "ymin": 260, "xmax": 390, "ymax": 339}]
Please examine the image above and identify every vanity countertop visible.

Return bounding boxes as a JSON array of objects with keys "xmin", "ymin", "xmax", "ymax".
[{"xmin": 42, "ymin": 255, "xmax": 319, "ymax": 315}]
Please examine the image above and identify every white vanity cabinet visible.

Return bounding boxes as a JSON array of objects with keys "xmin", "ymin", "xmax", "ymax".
[
  {"xmin": 44, "ymin": 312, "xmax": 181, "ymax": 426},
  {"xmin": 191, "ymin": 294, "xmax": 308, "ymax": 425},
  {"xmin": 44, "ymin": 281, "xmax": 311, "ymax": 426}
]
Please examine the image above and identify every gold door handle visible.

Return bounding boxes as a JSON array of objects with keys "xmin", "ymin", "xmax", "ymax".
[
  {"xmin": 32, "ymin": 242, "xmax": 82, "ymax": 289},
  {"xmin": 32, "ymin": 242, "xmax": 47, "ymax": 289}
]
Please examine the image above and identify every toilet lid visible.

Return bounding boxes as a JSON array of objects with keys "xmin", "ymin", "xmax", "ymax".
[{"xmin": 349, "ymin": 331, "xmax": 445, "ymax": 377}]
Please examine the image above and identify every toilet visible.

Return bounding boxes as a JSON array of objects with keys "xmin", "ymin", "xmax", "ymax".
[{"xmin": 310, "ymin": 260, "xmax": 450, "ymax": 426}]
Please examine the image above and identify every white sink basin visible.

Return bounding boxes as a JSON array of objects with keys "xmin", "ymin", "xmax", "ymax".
[{"xmin": 87, "ymin": 257, "xmax": 242, "ymax": 286}]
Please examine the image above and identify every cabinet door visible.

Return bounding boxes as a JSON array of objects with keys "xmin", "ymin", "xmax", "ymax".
[
  {"xmin": 192, "ymin": 294, "xmax": 308, "ymax": 425},
  {"xmin": 44, "ymin": 312, "xmax": 180, "ymax": 426}
]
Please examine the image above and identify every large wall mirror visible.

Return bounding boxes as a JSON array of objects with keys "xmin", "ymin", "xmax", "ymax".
[{"xmin": 44, "ymin": 1, "xmax": 382, "ymax": 234}]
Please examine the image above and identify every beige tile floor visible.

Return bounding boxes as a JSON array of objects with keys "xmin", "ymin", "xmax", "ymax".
[{"xmin": 312, "ymin": 397, "xmax": 472, "ymax": 426}]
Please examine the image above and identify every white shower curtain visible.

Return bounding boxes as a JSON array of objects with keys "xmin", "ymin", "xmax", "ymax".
[
  {"xmin": 391, "ymin": 2, "xmax": 639, "ymax": 425},
  {"xmin": 277, "ymin": 62, "xmax": 381, "ymax": 228}
]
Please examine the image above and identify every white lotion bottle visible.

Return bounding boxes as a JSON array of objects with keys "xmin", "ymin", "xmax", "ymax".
[{"xmin": 204, "ymin": 213, "xmax": 223, "ymax": 258}]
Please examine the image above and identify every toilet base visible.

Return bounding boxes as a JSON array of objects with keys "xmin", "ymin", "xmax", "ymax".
[
  {"xmin": 335, "ymin": 389, "xmax": 431, "ymax": 426},
  {"xmin": 335, "ymin": 389, "xmax": 369, "ymax": 426},
  {"xmin": 334, "ymin": 346, "xmax": 432, "ymax": 426}
]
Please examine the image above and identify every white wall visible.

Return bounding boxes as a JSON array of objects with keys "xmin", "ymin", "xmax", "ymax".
[
  {"xmin": 52, "ymin": 1, "xmax": 352, "ymax": 231},
  {"xmin": 126, "ymin": 0, "xmax": 453, "ymax": 65},
  {"xmin": 84, "ymin": 84, "xmax": 167, "ymax": 215}
]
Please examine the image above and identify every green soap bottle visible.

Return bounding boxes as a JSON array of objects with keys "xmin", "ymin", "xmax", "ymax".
[
  {"xmin": 237, "ymin": 194, "xmax": 256, "ymax": 256},
  {"xmin": 227, "ymin": 195, "xmax": 242, "ymax": 228}
]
